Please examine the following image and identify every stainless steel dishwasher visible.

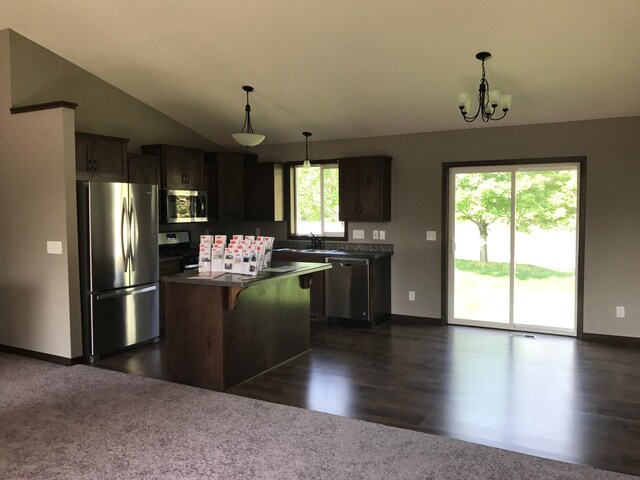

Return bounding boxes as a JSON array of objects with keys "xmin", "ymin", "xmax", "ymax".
[{"xmin": 325, "ymin": 257, "xmax": 370, "ymax": 321}]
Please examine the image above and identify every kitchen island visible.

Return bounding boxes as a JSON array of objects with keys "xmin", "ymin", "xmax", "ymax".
[{"xmin": 162, "ymin": 262, "xmax": 331, "ymax": 391}]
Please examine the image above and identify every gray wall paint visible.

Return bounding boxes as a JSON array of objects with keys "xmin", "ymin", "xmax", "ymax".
[
  {"xmin": 0, "ymin": 30, "xmax": 82, "ymax": 357},
  {"xmin": 255, "ymin": 117, "xmax": 640, "ymax": 338},
  {"xmin": 8, "ymin": 30, "xmax": 218, "ymax": 152}
]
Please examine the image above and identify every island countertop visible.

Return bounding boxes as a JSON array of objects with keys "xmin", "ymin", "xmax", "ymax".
[{"xmin": 161, "ymin": 261, "xmax": 331, "ymax": 288}]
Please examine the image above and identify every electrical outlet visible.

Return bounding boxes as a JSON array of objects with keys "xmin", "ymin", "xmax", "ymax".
[
  {"xmin": 426, "ymin": 231, "xmax": 437, "ymax": 241},
  {"xmin": 409, "ymin": 291, "xmax": 415, "ymax": 301},
  {"xmin": 373, "ymin": 230, "xmax": 379, "ymax": 240},
  {"xmin": 46, "ymin": 241, "xmax": 62, "ymax": 255},
  {"xmin": 379, "ymin": 230, "xmax": 386, "ymax": 240},
  {"xmin": 616, "ymin": 306, "xmax": 626, "ymax": 318},
  {"xmin": 353, "ymin": 229, "xmax": 365, "ymax": 239}
]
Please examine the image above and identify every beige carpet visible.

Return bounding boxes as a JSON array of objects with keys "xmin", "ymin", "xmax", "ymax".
[{"xmin": 0, "ymin": 352, "xmax": 636, "ymax": 480}]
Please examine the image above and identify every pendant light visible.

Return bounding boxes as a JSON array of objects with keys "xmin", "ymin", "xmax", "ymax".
[
  {"xmin": 232, "ymin": 85, "xmax": 265, "ymax": 147},
  {"xmin": 302, "ymin": 131, "xmax": 312, "ymax": 168}
]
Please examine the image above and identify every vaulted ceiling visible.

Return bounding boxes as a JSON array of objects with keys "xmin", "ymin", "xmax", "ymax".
[{"xmin": 2, "ymin": 0, "xmax": 639, "ymax": 147}]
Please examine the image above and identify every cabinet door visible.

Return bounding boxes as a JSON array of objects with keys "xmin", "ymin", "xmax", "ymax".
[
  {"xmin": 75, "ymin": 137, "xmax": 93, "ymax": 179},
  {"xmin": 338, "ymin": 159, "xmax": 362, "ymax": 221},
  {"xmin": 182, "ymin": 151, "xmax": 205, "ymax": 190},
  {"xmin": 217, "ymin": 154, "xmax": 246, "ymax": 221},
  {"xmin": 358, "ymin": 158, "xmax": 382, "ymax": 220},
  {"xmin": 128, "ymin": 154, "xmax": 161, "ymax": 185},
  {"xmin": 92, "ymin": 138, "xmax": 128, "ymax": 182},
  {"xmin": 163, "ymin": 148, "xmax": 188, "ymax": 189},
  {"xmin": 245, "ymin": 163, "xmax": 283, "ymax": 221}
]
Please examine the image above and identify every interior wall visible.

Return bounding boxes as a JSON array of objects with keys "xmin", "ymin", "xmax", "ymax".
[
  {"xmin": 254, "ymin": 116, "xmax": 640, "ymax": 338},
  {"xmin": 0, "ymin": 31, "xmax": 82, "ymax": 357},
  {"xmin": 7, "ymin": 30, "xmax": 218, "ymax": 152}
]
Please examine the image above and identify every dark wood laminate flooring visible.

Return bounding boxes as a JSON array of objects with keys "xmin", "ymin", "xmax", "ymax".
[{"xmin": 93, "ymin": 321, "xmax": 640, "ymax": 477}]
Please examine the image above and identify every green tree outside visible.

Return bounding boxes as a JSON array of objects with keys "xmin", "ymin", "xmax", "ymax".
[{"xmin": 455, "ymin": 170, "xmax": 577, "ymax": 262}]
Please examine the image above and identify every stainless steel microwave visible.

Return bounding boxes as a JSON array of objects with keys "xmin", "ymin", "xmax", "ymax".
[{"xmin": 165, "ymin": 189, "xmax": 208, "ymax": 223}]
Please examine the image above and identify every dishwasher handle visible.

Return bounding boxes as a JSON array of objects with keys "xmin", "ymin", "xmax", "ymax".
[{"xmin": 326, "ymin": 257, "xmax": 369, "ymax": 267}]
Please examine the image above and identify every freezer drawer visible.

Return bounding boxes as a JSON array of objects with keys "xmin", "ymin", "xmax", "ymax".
[
  {"xmin": 88, "ymin": 283, "xmax": 159, "ymax": 358},
  {"xmin": 325, "ymin": 257, "xmax": 370, "ymax": 321}
]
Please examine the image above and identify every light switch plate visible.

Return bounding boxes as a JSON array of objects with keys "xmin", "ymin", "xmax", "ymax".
[
  {"xmin": 47, "ymin": 241, "xmax": 62, "ymax": 255},
  {"xmin": 426, "ymin": 231, "xmax": 437, "ymax": 241},
  {"xmin": 373, "ymin": 230, "xmax": 379, "ymax": 240},
  {"xmin": 379, "ymin": 230, "xmax": 386, "ymax": 240},
  {"xmin": 353, "ymin": 229, "xmax": 365, "ymax": 239},
  {"xmin": 616, "ymin": 306, "xmax": 625, "ymax": 318}
]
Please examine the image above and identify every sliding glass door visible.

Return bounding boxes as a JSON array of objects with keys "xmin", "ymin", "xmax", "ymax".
[{"xmin": 448, "ymin": 164, "xmax": 579, "ymax": 335}]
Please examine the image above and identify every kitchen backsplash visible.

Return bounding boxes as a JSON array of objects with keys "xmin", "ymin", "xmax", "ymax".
[{"xmin": 274, "ymin": 240, "xmax": 393, "ymax": 253}]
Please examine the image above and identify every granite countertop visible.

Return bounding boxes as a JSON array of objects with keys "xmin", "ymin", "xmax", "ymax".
[
  {"xmin": 272, "ymin": 248, "xmax": 392, "ymax": 259},
  {"xmin": 161, "ymin": 261, "xmax": 331, "ymax": 288}
]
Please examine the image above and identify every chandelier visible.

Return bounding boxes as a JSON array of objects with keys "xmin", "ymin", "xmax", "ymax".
[
  {"xmin": 458, "ymin": 52, "xmax": 512, "ymax": 123},
  {"xmin": 232, "ymin": 85, "xmax": 265, "ymax": 147}
]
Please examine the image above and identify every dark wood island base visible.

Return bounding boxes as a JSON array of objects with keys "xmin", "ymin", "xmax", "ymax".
[{"xmin": 164, "ymin": 263, "xmax": 330, "ymax": 391}]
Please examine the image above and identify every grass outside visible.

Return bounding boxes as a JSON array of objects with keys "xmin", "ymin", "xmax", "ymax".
[
  {"xmin": 455, "ymin": 259, "xmax": 574, "ymax": 280},
  {"xmin": 454, "ymin": 259, "xmax": 576, "ymax": 329}
]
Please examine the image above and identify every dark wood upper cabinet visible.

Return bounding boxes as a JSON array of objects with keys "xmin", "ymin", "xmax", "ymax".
[
  {"xmin": 75, "ymin": 132, "xmax": 129, "ymax": 182},
  {"xmin": 128, "ymin": 153, "xmax": 161, "ymax": 185},
  {"xmin": 205, "ymin": 152, "xmax": 257, "ymax": 221},
  {"xmin": 245, "ymin": 162, "xmax": 284, "ymax": 221},
  {"xmin": 338, "ymin": 156, "xmax": 391, "ymax": 221},
  {"xmin": 141, "ymin": 144, "xmax": 205, "ymax": 191}
]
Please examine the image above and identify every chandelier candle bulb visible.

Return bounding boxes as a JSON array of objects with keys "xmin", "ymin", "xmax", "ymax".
[
  {"xmin": 458, "ymin": 92, "xmax": 469, "ymax": 107},
  {"xmin": 500, "ymin": 94, "xmax": 512, "ymax": 111},
  {"xmin": 489, "ymin": 89, "xmax": 501, "ymax": 107}
]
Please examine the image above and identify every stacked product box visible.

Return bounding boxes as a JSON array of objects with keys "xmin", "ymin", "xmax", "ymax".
[
  {"xmin": 199, "ymin": 234, "xmax": 276, "ymax": 276},
  {"xmin": 198, "ymin": 235, "xmax": 213, "ymax": 272}
]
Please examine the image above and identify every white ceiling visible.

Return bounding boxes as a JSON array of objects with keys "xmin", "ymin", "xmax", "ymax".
[{"xmin": 2, "ymin": 0, "xmax": 640, "ymax": 147}]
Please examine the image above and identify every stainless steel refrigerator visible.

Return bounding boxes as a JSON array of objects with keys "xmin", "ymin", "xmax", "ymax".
[{"xmin": 77, "ymin": 181, "xmax": 159, "ymax": 361}]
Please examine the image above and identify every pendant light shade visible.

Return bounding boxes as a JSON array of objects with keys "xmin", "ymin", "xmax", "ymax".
[
  {"xmin": 302, "ymin": 131, "xmax": 312, "ymax": 169},
  {"xmin": 232, "ymin": 85, "xmax": 265, "ymax": 147},
  {"xmin": 232, "ymin": 132, "xmax": 265, "ymax": 147}
]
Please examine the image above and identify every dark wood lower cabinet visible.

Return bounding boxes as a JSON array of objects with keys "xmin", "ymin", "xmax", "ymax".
[
  {"xmin": 164, "ymin": 274, "xmax": 313, "ymax": 391},
  {"xmin": 272, "ymin": 252, "xmax": 325, "ymax": 321}
]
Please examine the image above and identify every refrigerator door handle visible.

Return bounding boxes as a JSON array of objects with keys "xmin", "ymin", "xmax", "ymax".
[
  {"xmin": 121, "ymin": 198, "xmax": 129, "ymax": 272},
  {"xmin": 129, "ymin": 197, "xmax": 137, "ymax": 272},
  {"xmin": 95, "ymin": 284, "xmax": 157, "ymax": 301}
]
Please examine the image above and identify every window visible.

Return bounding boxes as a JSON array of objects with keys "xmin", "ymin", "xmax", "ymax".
[{"xmin": 290, "ymin": 163, "xmax": 345, "ymax": 237}]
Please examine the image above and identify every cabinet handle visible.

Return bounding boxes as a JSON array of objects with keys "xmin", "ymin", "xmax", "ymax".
[
  {"xmin": 181, "ymin": 174, "xmax": 185, "ymax": 184},
  {"xmin": 186, "ymin": 174, "xmax": 190, "ymax": 184},
  {"xmin": 86, "ymin": 158, "xmax": 91, "ymax": 172},
  {"xmin": 93, "ymin": 160, "xmax": 97, "ymax": 171}
]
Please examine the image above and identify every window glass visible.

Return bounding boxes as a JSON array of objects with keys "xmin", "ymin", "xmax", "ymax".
[{"xmin": 292, "ymin": 164, "xmax": 344, "ymax": 237}]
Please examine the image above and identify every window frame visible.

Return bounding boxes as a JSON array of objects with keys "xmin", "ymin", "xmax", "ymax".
[{"xmin": 286, "ymin": 159, "xmax": 348, "ymax": 240}]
